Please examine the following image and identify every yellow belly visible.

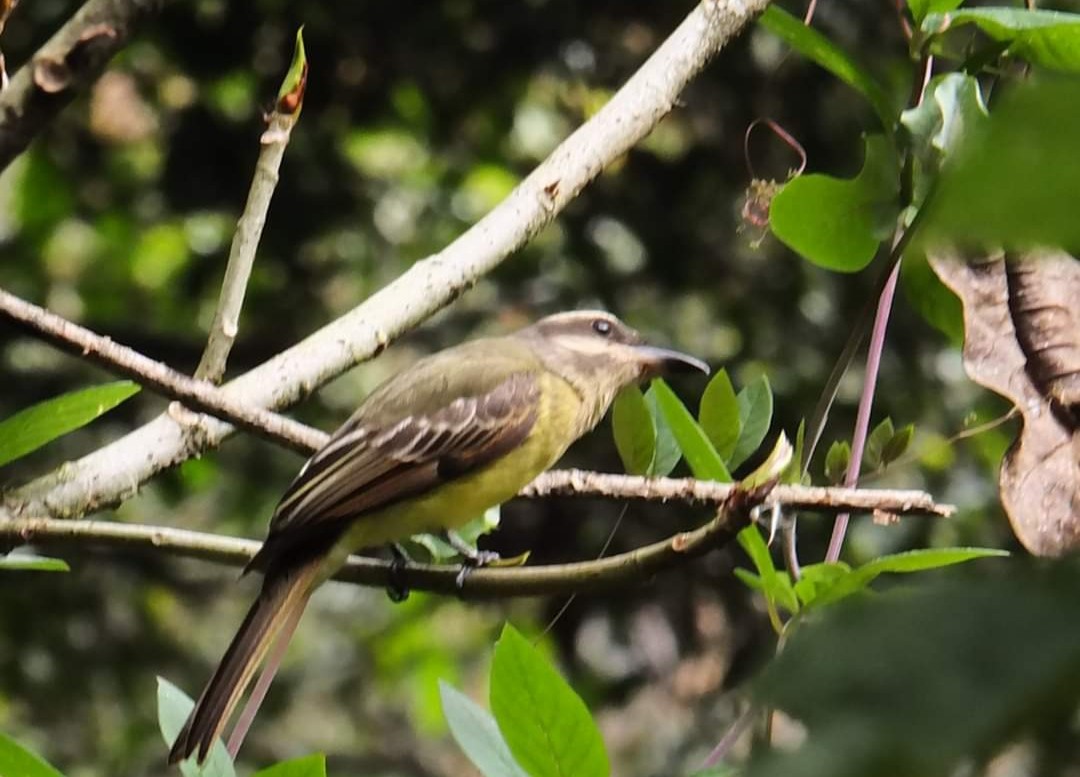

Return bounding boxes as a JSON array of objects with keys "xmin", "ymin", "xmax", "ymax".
[{"xmin": 336, "ymin": 372, "xmax": 584, "ymax": 555}]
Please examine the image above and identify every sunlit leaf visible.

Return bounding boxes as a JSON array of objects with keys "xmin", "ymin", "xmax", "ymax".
[
  {"xmin": 0, "ymin": 381, "xmax": 140, "ymax": 468},
  {"xmin": 741, "ymin": 433, "xmax": 793, "ymax": 490},
  {"xmin": 808, "ymin": 548, "xmax": 1009, "ymax": 609},
  {"xmin": 0, "ymin": 553, "xmax": 70, "ymax": 572},
  {"xmin": 906, "ymin": 0, "xmax": 963, "ymax": 24},
  {"xmin": 490, "ymin": 624, "xmax": 610, "ymax": 777},
  {"xmin": 824, "ymin": 441, "xmax": 850, "ymax": 485},
  {"xmin": 0, "ymin": 730, "xmax": 64, "ymax": 777},
  {"xmin": 864, "ymin": 418, "xmax": 895, "ymax": 471},
  {"xmin": 770, "ymin": 135, "xmax": 898, "ymax": 272},
  {"xmin": 925, "ymin": 8, "xmax": 1080, "ymax": 73},
  {"xmin": 251, "ymin": 754, "xmax": 326, "ymax": 777},
  {"xmin": 651, "ymin": 379, "xmax": 731, "ymax": 482}
]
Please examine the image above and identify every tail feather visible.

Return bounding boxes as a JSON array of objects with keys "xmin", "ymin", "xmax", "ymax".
[{"xmin": 168, "ymin": 561, "xmax": 319, "ymax": 764}]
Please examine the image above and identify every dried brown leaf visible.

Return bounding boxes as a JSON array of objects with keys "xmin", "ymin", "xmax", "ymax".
[{"xmin": 930, "ymin": 249, "xmax": 1080, "ymax": 556}]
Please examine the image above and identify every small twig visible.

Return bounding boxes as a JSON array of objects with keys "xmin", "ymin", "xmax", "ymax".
[
  {"xmin": 0, "ymin": 287, "xmax": 324, "ymax": 454},
  {"xmin": 525, "ymin": 469, "xmax": 951, "ymax": 517},
  {"xmin": 0, "ymin": 0, "xmax": 172, "ymax": 173},
  {"xmin": 0, "ymin": 288, "xmax": 952, "ymax": 519},
  {"xmin": 195, "ymin": 34, "xmax": 307, "ymax": 383}
]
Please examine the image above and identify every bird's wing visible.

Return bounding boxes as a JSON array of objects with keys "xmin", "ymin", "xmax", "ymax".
[{"xmin": 248, "ymin": 369, "xmax": 540, "ymax": 570}]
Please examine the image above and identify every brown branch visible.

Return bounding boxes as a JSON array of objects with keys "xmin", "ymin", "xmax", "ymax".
[
  {"xmin": 0, "ymin": 0, "xmax": 171, "ymax": 173},
  {"xmin": 524, "ymin": 468, "xmax": 953, "ymax": 517},
  {"xmin": 0, "ymin": 287, "xmax": 325, "ymax": 454},
  {"xmin": 0, "ymin": 498, "xmax": 752, "ymax": 598},
  {"xmin": 195, "ymin": 34, "xmax": 307, "ymax": 383},
  {"xmin": 0, "ymin": 288, "xmax": 953, "ymax": 519}
]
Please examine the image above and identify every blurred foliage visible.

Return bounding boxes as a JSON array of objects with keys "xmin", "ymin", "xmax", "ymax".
[{"xmin": 1, "ymin": 0, "xmax": 1070, "ymax": 774}]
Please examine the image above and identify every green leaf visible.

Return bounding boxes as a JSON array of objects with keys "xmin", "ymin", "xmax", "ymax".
[
  {"xmin": 906, "ymin": 0, "xmax": 964, "ymax": 25},
  {"xmin": 612, "ymin": 386, "xmax": 657, "ymax": 476},
  {"xmin": 782, "ymin": 420, "xmax": 810, "ymax": 485},
  {"xmin": 413, "ymin": 505, "xmax": 501, "ymax": 561},
  {"xmin": 900, "ymin": 250, "xmax": 964, "ymax": 345},
  {"xmin": 925, "ymin": 8, "xmax": 1080, "ymax": 73},
  {"xmin": 793, "ymin": 562, "xmax": 853, "ymax": 607},
  {"xmin": 823, "ymin": 441, "xmax": 850, "ymax": 485},
  {"xmin": 770, "ymin": 135, "xmax": 898, "ymax": 272},
  {"xmin": 698, "ymin": 369, "xmax": 740, "ymax": 462},
  {"xmin": 923, "ymin": 78, "xmax": 1080, "ymax": 247},
  {"xmin": 750, "ymin": 559, "xmax": 1074, "ymax": 777},
  {"xmin": 156, "ymin": 677, "xmax": 236, "ymax": 777},
  {"xmin": 643, "ymin": 385, "xmax": 683, "ymax": 476},
  {"xmin": 864, "ymin": 418, "xmax": 895, "ymax": 471},
  {"xmin": 881, "ymin": 423, "xmax": 914, "ymax": 466},
  {"xmin": 0, "ymin": 553, "xmax": 70, "ymax": 572},
  {"xmin": 729, "ymin": 376, "xmax": 774, "ymax": 471},
  {"xmin": 809, "ymin": 548, "xmax": 1009, "ymax": 609},
  {"xmin": 741, "ymin": 433, "xmax": 793, "ymax": 490},
  {"xmin": 275, "ymin": 27, "xmax": 308, "ymax": 112},
  {"xmin": 0, "ymin": 730, "xmax": 64, "ymax": 777},
  {"xmin": 251, "ymin": 755, "xmax": 326, "ymax": 777},
  {"xmin": 490, "ymin": 624, "xmax": 610, "ymax": 777},
  {"xmin": 737, "ymin": 526, "xmax": 799, "ymax": 616},
  {"xmin": 900, "ymin": 73, "xmax": 989, "ymax": 209},
  {"xmin": 440, "ymin": 681, "xmax": 529, "ymax": 777},
  {"xmin": 759, "ymin": 5, "xmax": 895, "ymax": 129},
  {"xmin": 0, "ymin": 381, "xmax": 140, "ymax": 468},
  {"xmin": 651, "ymin": 379, "xmax": 731, "ymax": 482}
]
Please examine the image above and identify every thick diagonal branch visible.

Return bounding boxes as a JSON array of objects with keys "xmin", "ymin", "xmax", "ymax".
[{"xmin": 3, "ymin": 0, "xmax": 772, "ymax": 522}]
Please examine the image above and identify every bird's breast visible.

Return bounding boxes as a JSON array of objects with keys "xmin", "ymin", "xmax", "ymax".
[{"xmin": 339, "ymin": 372, "xmax": 585, "ymax": 549}]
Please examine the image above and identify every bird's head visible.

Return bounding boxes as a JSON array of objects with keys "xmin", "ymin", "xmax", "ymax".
[{"xmin": 518, "ymin": 310, "xmax": 709, "ymax": 425}]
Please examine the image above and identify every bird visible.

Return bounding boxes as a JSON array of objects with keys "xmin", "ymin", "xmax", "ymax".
[{"xmin": 168, "ymin": 309, "xmax": 708, "ymax": 764}]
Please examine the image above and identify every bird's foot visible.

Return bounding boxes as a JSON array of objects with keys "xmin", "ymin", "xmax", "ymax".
[
  {"xmin": 386, "ymin": 543, "xmax": 411, "ymax": 602},
  {"xmin": 444, "ymin": 531, "xmax": 500, "ymax": 590}
]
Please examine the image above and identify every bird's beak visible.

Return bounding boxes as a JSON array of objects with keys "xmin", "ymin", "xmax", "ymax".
[{"xmin": 631, "ymin": 344, "xmax": 710, "ymax": 378}]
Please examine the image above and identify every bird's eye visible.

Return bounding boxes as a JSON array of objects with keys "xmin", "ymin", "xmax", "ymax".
[{"xmin": 592, "ymin": 319, "xmax": 612, "ymax": 337}]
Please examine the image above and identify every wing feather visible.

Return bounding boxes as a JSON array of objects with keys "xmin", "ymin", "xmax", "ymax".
[{"xmin": 248, "ymin": 372, "xmax": 539, "ymax": 572}]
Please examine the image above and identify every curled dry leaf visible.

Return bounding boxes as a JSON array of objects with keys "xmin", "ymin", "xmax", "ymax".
[{"xmin": 929, "ymin": 248, "xmax": 1080, "ymax": 556}]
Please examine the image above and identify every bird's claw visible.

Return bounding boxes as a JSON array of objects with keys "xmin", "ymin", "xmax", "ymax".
[{"xmin": 386, "ymin": 543, "xmax": 411, "ymax": 602}]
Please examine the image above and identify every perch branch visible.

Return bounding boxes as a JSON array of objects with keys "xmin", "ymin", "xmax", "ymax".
[{"xmin": 0, "ymin": 487, "xmax": 765, "ymax": 598}]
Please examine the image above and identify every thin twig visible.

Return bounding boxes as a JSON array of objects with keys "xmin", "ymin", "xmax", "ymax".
[
  {"xmin": 0, "ymin": 285, "xmax": 953, "ymax": 518},
  {"xmin": 0, "ymin": 287, "xmax": 325, "ymax": 454},
  {"xmin": 195, "ymin": 55, "xmax": 306, "ymax": 382},
  {"xmin": 2, "ymin": 0, "xmax": 773, "ymax": 523},
  {"xmin": 0, "ymin": 0, "xmax": 172, "ymax": 172},
  {"xmin": 524, "ymin": 469, "xmax": 952, "ymax": 517}
]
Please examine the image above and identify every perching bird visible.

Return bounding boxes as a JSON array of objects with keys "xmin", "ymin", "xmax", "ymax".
[{"xmin": 168, "ymin": 310, "xmax": 707, "ymax": 764}]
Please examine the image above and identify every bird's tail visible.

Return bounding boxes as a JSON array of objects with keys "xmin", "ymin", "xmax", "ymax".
[{"xmin": 168, "ymin": 559, "xmax": 320, "ymax": 765}]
